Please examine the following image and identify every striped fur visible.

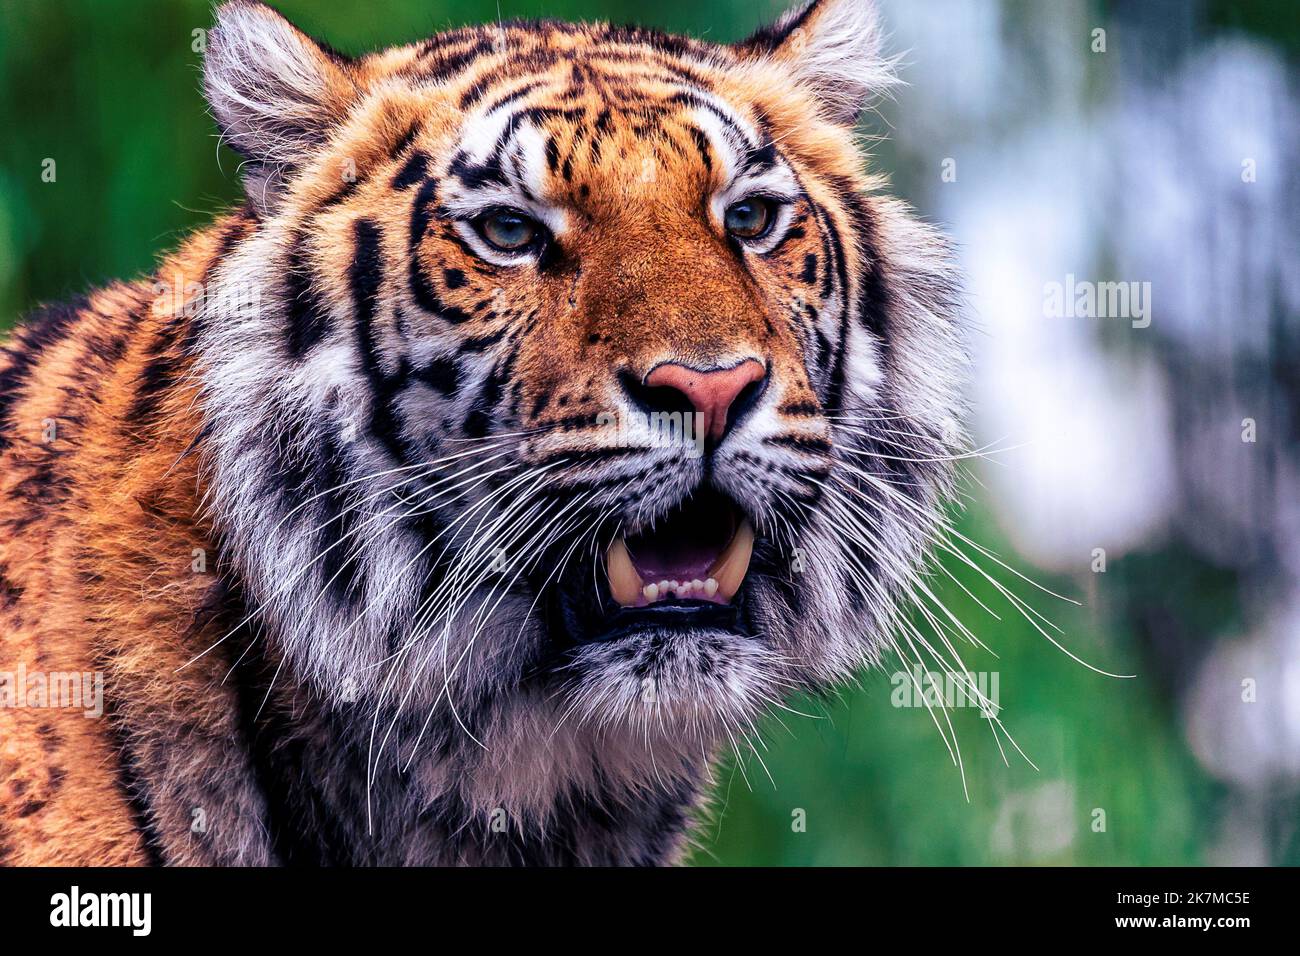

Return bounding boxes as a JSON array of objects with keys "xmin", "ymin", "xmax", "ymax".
[{"xmin": 0, "ymin": 0, "xmax": 964, "ymax": 866}]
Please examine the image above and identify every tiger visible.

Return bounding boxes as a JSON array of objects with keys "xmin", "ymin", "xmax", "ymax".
[{"xmin": 0, "ymin": 0, "xmax": 963, "ymax": 866}]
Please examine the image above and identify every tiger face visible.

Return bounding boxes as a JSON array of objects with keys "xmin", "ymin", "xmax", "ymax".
[{"xmin": 197, "ymin": 0, "xmax": 963, "ymax": 772}]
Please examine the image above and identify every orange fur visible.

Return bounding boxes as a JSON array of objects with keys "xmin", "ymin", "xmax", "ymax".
[{"xmin": 0, "ymin": 219, "xmax": 253, "ymax": 864}]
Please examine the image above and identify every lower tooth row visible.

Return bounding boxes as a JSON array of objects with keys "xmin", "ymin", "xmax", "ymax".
[{"xmin": 644, "ymin": 578, "xmax": 719, "ymax": 602}]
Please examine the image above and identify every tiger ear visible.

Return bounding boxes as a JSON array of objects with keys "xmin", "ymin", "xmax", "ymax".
[
  {"xmin": 203, "ymin": 1, "xmax": 356, "ymax": 210},
  {"xmin": 737, "ymin": 0, "xmax": 897, "ymax": 126}
]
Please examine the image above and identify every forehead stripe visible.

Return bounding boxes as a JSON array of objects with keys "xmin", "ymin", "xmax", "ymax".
[
  {"xmin": 449, "ymin": 151, "xmax": 507, "ymax": 190},
  {"xmin": 687, "ymin": 125, "xmax": 713, "ymax": 172},
  {"xmin": 667, "ymin": 90, "xmax": 758, "ymax": 149},
  {"xmin": 481, "ymin": 81, "xmax": 544, "ymax": 115},
  {"xmin": 392, "ymin": 151, "xmax": 430, "ymax": 190}
]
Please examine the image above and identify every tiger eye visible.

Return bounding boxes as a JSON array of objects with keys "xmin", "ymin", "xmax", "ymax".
[
  {"xmin": 724, "ymin": 197, "xmax": 775, "ymax": 240},
  {"xmin": 478, "ymin": 211, "xmax": 539, "ymax": 252}
]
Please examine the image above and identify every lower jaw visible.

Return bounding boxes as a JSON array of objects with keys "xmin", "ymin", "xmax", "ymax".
[{"xmin": 577, "ymin": 596, "xmax": 746, "ymax": 645}]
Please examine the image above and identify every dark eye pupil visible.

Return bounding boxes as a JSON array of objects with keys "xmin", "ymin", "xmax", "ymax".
[
  {"xmin": 726, "ymin": 199, "xmax": 771, "ymax": 238},
  {"xmin": 482, "ymin": 212, "xmax": 537, "ymax": 251}
]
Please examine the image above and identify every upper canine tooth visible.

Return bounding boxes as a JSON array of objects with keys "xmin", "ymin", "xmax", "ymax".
[
  {"xmin": 709, "ymin": 520, "xmax": 754, "ymax": 603},
  {"xmin": 606, "ymin": 537, "xmax": 644, "ymax": 607}
]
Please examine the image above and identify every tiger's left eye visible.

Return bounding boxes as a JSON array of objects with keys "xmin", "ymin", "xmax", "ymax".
[
  {"xmin": 475, "ymin": 210, "xmax": 542, "ymax": 252},
  {"xmin": 724, "ymin": 197, "xmax": 776, "ymax": 240}
]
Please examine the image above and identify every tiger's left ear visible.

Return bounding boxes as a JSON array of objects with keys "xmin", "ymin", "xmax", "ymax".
[
  {"xmin": 737, "ymin": 0, "xmax": 896, "ymax": 126},
  {"xmin": 204, "ymin": 1, "xmax": 358, "ymax": 210}
]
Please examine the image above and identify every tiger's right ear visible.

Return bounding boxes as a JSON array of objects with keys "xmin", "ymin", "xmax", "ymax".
[
  {"xmin": 203, "ymin": 1, "xmax": 357, "ymax": 211},
  {"xmin": 737, "ymin": 0, "xmax": 897, "ymax": 127}
]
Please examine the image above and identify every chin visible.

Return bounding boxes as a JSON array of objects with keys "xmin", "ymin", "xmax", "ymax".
[{"xmin": 539, "ymin": 485, "xmax": 826, "ymax": 738}]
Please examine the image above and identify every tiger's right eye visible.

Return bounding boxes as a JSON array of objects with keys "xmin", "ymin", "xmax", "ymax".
[
  {"xmin": 475, "ymin": 210, "xmax": 542, "ymax": 253},
  {"xmin": 724, "ymin": 197, "xmax": 776, "ymax": 240}
]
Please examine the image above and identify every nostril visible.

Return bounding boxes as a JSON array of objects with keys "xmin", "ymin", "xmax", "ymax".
[{"xmin": 617, "ymin": 370, "xmax": 696, "ymax": 417}]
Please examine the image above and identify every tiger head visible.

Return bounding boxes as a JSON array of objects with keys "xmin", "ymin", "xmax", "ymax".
[{"xmin": 196, "ymin": 0, "xmax": 963, "ymax": 793}]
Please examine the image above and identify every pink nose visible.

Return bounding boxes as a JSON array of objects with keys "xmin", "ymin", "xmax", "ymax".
[{"xmin": 644, "ymin": 359, "xmax": 767, "ymax": 444}]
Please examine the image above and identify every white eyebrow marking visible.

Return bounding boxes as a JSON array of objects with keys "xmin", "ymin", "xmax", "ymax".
[
  {"xmin": 445, "ymin": 106, "xmax": 568, "ymax": 238},
  {"xmin": 690, "ymin": 103, "xmax": 800, "ymax": 234},
  {"xmin": 691, "ymin": 105, "xmax": 743, "ymax": 183}
]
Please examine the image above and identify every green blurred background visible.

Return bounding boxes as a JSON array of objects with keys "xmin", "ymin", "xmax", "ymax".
[{"xmin": 2, "ymin": 0, "xmax": 1296, "ymax": 865}]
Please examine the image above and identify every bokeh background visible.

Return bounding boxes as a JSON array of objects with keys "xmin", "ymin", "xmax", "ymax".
[{"xmin": 2, "ymin": 0, "xmax": 1296, "ymax": 865}]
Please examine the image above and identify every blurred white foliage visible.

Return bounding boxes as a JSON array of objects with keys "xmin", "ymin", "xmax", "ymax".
[
  {"xmin": 1184, "ymin": 595, "xmax": 1300, "ymax": 787},
  {"xmin": 879, "ymin": 0, "xmax": 1300, "ymax": 860},
  {"xmin": 883, "ymin": 0, "xmax": 1179, "ymax": 571}
]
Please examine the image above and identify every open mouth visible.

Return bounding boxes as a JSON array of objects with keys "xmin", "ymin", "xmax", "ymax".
[{"xmin": 605, "ymin": 487, "xmax": 755, "ymax": 609}]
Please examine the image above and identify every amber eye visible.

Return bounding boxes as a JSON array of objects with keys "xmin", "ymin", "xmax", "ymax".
[
  {"xmin": 724, "ymin": 197, "xmax": 776, "ymax": 240},
  {"xmin": 475, "ymin": 209, "xmax": 542, "ymax": 253}
]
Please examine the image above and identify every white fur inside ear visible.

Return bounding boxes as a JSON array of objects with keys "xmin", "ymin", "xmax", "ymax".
[
  {"xmin": 764, "ymin": 0, "xmax": 899, "ymax": 124},
  {"xmin": 204, "ymin": 1, "xmax": 347, "ymax": 170}
]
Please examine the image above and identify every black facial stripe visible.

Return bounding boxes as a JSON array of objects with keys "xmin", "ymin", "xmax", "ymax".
[
  {"xmin": 458, "ymin": 323, "xmax": 511, "ymax": 353},
  {"xmin": 464, "ymin": 333, "xmax": 522, "ymax": 439},
  {"xmin": 811, "ymin": 202, "xmax": 843, "ymax": 303},
  {"xmin": 349, "ymin": 218, "xmax": 388, "ymax": 361},
  {"xmin": 844, "ymin": 191, "xmax": 891, "ymax": 346},
  {"xmin": 412, "ymin": 264, "xmax": 473, "ymax": 325},
  {"xmin": 318, "ymin": 122, "xmax": 421, "ymax": 209},
  {"xmin": 808, "ymin": 199, "xmax": 852, "ymax": 413},
  {"xmin": 449, "ymin": 150, "xmax": 508, "ymax": 190},
  {"xmin": 349, "ymin": 218, "xmax": 409, "ymax": 462},
  {"xmin": 516, "ymin": 104, "xmax": 587, "ymax": 126},
  {"xmin": 458, "ymin": 75, "xmax": 494, "ymax": 110},
  {"xmin": 285, "ymin": 235, "xmax": 333, "ymax": 359},
  {"xmin": 815, "ymin": 328, "xmax": 833, "ymax": 371},
  {"xmin": 801, "ymin": 253, "xmax": 819, "ymax": 285},
  {"xmin": 505, "ymin": 139, "xmax": 534, "ymax": 202},
  {"xmin": 687, "ymin": 125, "xmax": 713, "ymax": 172},
  {"xmin": 409, "ymin": 177, "xmax": 438, "ymax": 252},
  {"xmin": 392, "ymin": 151, "xmax": 430, "ymax": 190},
  {"xmin": 737, "ymin": 140, "xmax": 778, "ymax": 179},
  {"xmin": 589, "ymin": 108, "xmax": 613, "ymax": 164},
  {"xmin": 778, "ymin": 400, "xmax": 821, "ymax": 418},
  {"xmin": 412, "ymin": 355, "xmax": 462, "ymax": 397},
  {"xmin": 408, "ymin": 179, "xmax": 474, "ymax": 325},
  {"xmin": 389, "ymin": 121, "xmax": 421, "ymax": 158}
]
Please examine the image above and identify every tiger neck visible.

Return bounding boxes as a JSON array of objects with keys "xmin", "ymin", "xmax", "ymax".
[{"xmin": 221, "ymin": 614, "xmax": 704, "ymax": 866}]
